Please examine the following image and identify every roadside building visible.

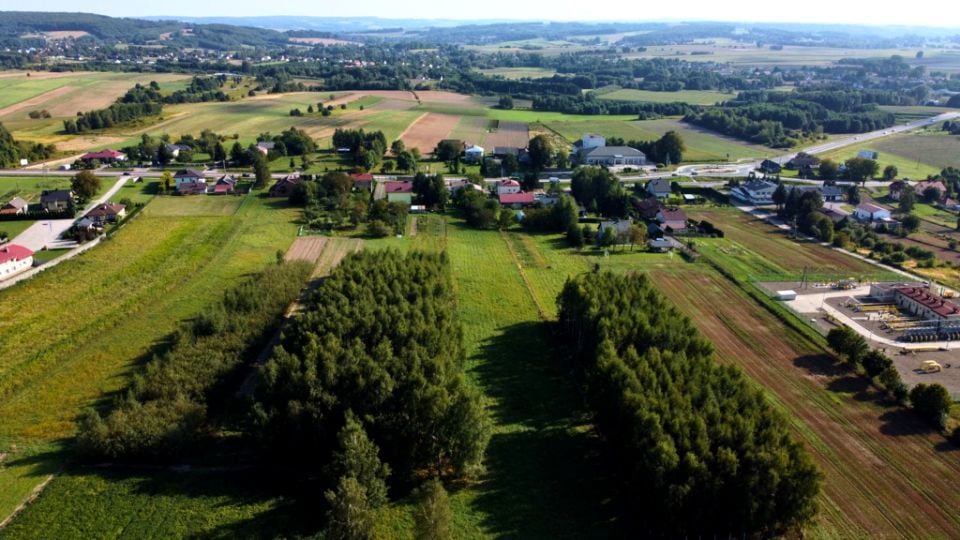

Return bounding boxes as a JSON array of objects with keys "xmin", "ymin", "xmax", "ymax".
[
  {"xmin": 269, "ymin": 175, "xmax": 301, "ymax": 197},
  {"xmin": 79, "ymin": 149, "xmax": 127, "ymax": 164},
  {"xmin": 39, "ymin": 189, "xmax": 73, "ymax": 212},
  {"xmin": 0, "ymin": 244, "xmax": 33, "ymax": 279},
  {"xmin": 853, "ymin": 203, "xmax": 891, "ymax": 221},
  {"xmin": 730, "ymin": 180, "xmax": 777, "ymax": 205},
  {"xmin": 85, "ymin": 202, "xmax": 126, "ymax": 225},
  {"xmin": 0, "ymin": 196, "xmax": 29, "ymax": 216},
  {"xmin": 583, "ymin": 146, "xmax": 646, "ymax": 167},
  {"xmin": 498, "ymin": 192, "xmax": 536, "ymax": 209},
  {"xmin": 646, "ymin": 178, "xmax": 672, "ymax": 199}
]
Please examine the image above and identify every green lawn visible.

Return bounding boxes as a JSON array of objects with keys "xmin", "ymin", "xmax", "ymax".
[
  {"xmin": 911, "ymin": 202, "xmax": 959, "ymax": 228},
  {"xmin": 0, "ymin": 220, "xmax": 36, "ymax": 241},
  {"xmin": 0, "ymin": 176, "xmax": 75, "ymax": 205},
  {"xmin": 0, "ymin": 193, "xmax": 300, "ymax": 522},
  {"xmin": 597, "ymin": 88, "xmax": 735, "ymax": 106}
]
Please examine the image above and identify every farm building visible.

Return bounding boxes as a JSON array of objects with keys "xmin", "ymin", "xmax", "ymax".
[
  {"xmin": 649, "ymin": 236, "xmax": 682, "ymax": 252},
  {"xmin": 385, "ymin": 181, "xmax": 414, "ymax": 205},
  {"xmin": 85, "ymin": 202, "xmax": 126, "ymax": 224},
  {"xmin": 583, "ymin": 146, "xmax": 646, "ymax": 167},
  {"xmin": 0, "ymin": 196, "xmax": 29, "ymax": 216},
  {"xmin": 499, "ymin": 192, "xmax": 536, "ymax": 209},
  {"xmin": 853, "ymin": 203, "xmax": 891, "ymax": 222},
  {"xmin": 646, "ymin": 178, "xmax": 672, "ymax": 199},
  {"xmin": 916, "ymin": 180, "xmax": 947, "ymax": 202},
  {"xmin": 634, "ymin": 196, "xmax": 665, "ymax": 219},
  {"xmin": 656, "ymin": 208, "xmax": 688, "ymax": 232},
  {"xmin": 730, "ymin": 180, "xmax": 777, "ymax": 205},
  {"xmin": 269, "ymin": 175, "xmax": 301, "ymax": 197},
  {"xmin": 79, "ymin": 149, "xmax": 127, "ymax": 164},
  {"xmin": 39, "ymin": 189, "xmax": 73, "ymax": 212},
  {"xmin": 0, "ymin": 244, "xmax": 33, "ymax": 279}
]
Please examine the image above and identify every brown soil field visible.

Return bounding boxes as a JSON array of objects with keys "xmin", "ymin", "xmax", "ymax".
[
  {"xmin": 689, "ymin": 207, "xmax": 880, "ymax": 273},
  {"xmin": 652, "ymin": 267, "xmax": 960, "ymax": 538},
  {"xmin": 399, "ymin": 113, "xmax": 460, "ymax": 154},
  {"xmin": 285, "ymin": 237, "xmax": 328, "ymax": 264},
  {"xmin": 485, "ymin": 120, "xmax": 529, "ymax": 149}
]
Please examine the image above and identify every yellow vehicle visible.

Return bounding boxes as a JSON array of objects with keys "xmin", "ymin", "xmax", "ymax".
[{"xmin": 920, "ymin": 360, "xmax": 943, "ymax": 373}]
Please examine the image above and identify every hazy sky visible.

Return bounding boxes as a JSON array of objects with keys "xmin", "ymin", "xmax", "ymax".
[{"xmin": 2, "ymin": 0, "xmax": 959, "ymax": 28}]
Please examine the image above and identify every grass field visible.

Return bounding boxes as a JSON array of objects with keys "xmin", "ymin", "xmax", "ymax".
[
  {"xmin": 597, "ymin": 88, "xmax": 734, "ymax": 105},
  {"xmin": 475, "ymin": 67, "xmax": 558, "ymax": 79},
  {"xmin": 0, "ymin": 176, "xmax": 75, "ymax": 204},
  {"xmin": 0, "ymin": 193, "xmax": 300, "ymax": 523},
  {"xmin": 816, "ymin": 128, "xmax": 958, "ymax": 179}
]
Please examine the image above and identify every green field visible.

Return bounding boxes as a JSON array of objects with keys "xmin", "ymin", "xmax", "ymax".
[
  {"xmin": 817, "ymin": 129, "xmax": 959, "ymax": 179},
  {"xmin": 0, "ymin": 193, "xmax": 300, "ymax": 522},
  {"xmin": 597, "ymin": 88, "xmax": 735, "ymax": 105},
  {"xmin": 0, "ymin": 176, "xmax": 75, "ymax": 204},
  {"xmin": 475, "ymin": 67, "xmax": 558, "ymax": 79}
]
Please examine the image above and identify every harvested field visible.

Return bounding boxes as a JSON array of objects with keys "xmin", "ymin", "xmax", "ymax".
[
  {"xmin": 399, "ymin": 112, "xmax": 461, "ymax": 153},
  {"xmin": 0, "ymin": 86, "xmax": 74, "ymax": 119},
  {"xmin": 652, "ymin": 267, "xmax": 960, "ymax": 538},
  {"xmin": 448, "ymin": 116, "xmax": 490, "ymax": 146},
  {"xmin": 485, "ymin": 120, "xmax": 529, "ymax": 149},
  {"xmin": 284, "ymin": 236, "xmax": 328, "ymax": 264}
]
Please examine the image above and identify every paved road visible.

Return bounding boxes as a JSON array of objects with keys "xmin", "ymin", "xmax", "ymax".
[{"xmin": 11, "ymin": 177, "xmax": 128, "ymax": 251}]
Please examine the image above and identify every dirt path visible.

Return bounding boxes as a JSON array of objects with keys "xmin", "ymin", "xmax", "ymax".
[
  {"xmin": 408, "ymin": 217, "xmax": 418, "ymax": 237},
  {"xmin": 0, "ymin": 474, "xmax": 54, "ymax": 530},
  {"xmin": 652, "ymin": 268, "xmax": 960, "ymax": 537}
]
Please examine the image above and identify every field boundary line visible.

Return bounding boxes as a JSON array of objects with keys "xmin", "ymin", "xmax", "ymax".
[
  {"xmin": 0, "ymin": 473, "xmax": 55, "ymax": 530},
  {"xmin": 395, "ymin": 112, "xmax": 428, "ymax": 143},
  {"xmin": 498, "ymin": 230, "xmax": 549, "ymax": 320}
]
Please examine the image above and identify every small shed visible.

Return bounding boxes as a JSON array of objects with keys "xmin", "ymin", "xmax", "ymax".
[{"xmin": 777, "ymin": 290, "xmax": 798, "ymax": 301}]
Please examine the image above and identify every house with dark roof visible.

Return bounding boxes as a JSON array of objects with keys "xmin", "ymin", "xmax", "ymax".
[
  {"xmin": 269, "ymin": 175, "xmax": 302, "ymax": 197},
  {"xmin": 0, "ymin": 197, "xmax": 28, "ymax": 216},
  {"xmin": 888, "ymin": 180, "xmax": 906, "ymax": 201},
  {"xmin": 759, "ymin": 159, "xmax": 782, "ymax": 174},
  {"xmin": 916, "ymin": 180, "xmax": 947, "ymax": 202},
  {"xmin": 597, "ymin": 219, "xmax": 633, "ymax": 245},
  {"xmin": 633, "ymin": 197, "xmax": 664, "ymax": 220},
  {"xmin": 163, "ymin": 143, "xmax": 191, "ymax": 158},
  {"xmin": 493, "ymin": 146, "xmax": 521, "ymax": 157},
  {"xmin": 820, "ymin": 185, "xmax": 844, "ymax": 202},
  {"xmin": 40, "ymin": 189, "xmax": 73, "ymax": 212},
  {"xmin": 731, "ymin": 180, "xmax": 777, "ymax": 205},
  {"xmin": 656, "ymin": 208, "xmax": 688, "ymax": 232},
  {"xmin": 786, "ymin": 152, "xmax": 819, "ymax": 170},
  {"xmin": 583, "ymin": 146, "xmax": 646, "ymax": 167},
  {"xmin": 86, "ymin": 202, "xmax": 126, "ymax": 224},
  {"xmin": 646, "ymin": 178, "xmax": 672, "ymax": 199},
  {"xmin": 0, "ymin": 244, "xmax": 33, "ymax": 279}
]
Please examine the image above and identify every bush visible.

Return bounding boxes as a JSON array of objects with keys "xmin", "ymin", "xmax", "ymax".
[{"xmin": 909, "ymin": 383, "xmax": 952, "ymax": 430}]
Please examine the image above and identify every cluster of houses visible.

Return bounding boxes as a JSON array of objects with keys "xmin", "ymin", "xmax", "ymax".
[
  {"xmin": 173, "ymin": 169, "xmax": 238, "ymax": 195},
  {"xmin": 1, "ymin": 188, "xmax": 78, "ymax": 216}
]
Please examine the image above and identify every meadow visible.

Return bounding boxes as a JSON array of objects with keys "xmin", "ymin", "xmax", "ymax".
[
  {"xmin": 816, "ymin": 128, "xmax": 959, "ymax": 179},
  {"xmin": 0, "ymin": 193, "xmax": 300, "ymax": 522},
  {"xmin": 475, "ymin": 67, "xmax": 558, "ymax": 79}
]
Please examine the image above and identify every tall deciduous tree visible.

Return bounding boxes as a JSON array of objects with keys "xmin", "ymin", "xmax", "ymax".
[
  {"xmin": 528, "ymin": 135, "xmax": 552, "ymax": 171},
  {"xmin": 71, "ymin": 170, "xmax": 101, "ymax": 202},
  {"xmin": 324, "ymin": 476, "xmax": 376, "ymax": 540}
]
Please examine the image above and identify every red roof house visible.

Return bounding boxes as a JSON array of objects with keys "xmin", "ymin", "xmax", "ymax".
[
  {"xmin": 80, "ymin": 149, "xmax": 127, "ymax": 163},
  {"xmin": 351, "ymin": 173, "xmax": 374, "ymax": 191},
  {"xmin": 0, "ymin": 244, "xmax": 34, "ymax": 279},
  {"xmin": 86, "ymin": 202, "xmax": 127, "ymax": 224},
  {"xmin": 385, "ymin": 181, "xmax": 414, "ymax": 193},
  {"xmin": 498, "ymin": 192, "xmax": 536, "ymax": 207},
  {"xmin": 268, "ymin": 175, "xmax": 301, "ymax": 197}
]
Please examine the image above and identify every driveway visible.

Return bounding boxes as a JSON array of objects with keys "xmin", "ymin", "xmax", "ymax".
[{"xmin": 10, "ymin": 177, "xmax": 128, "ymax": 251}]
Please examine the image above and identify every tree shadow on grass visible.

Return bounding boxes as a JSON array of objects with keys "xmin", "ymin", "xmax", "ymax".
[
  {"xmin": 877, "ymin": 408, "xmax": 940, "ymax": 438},
  {"xmin": 469, "ymin": 322, "xmax": 616, "ymax": 539}
]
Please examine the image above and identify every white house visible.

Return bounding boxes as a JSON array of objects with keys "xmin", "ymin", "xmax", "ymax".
[
  {"xmin": 464, "ymin": 144, "xmax": 485, "ymax": 162},
  {"xmin": 731, "ymin": 180, "xmax": 777, "ymax": 205},
  {"xmin": 854, "ymin": 203, "xmax": 891, "ymax": 221},
  {"xmin": 572, "ymin": 133, "xmax": 606, "ymax": 155},
  {"xmin": 583, "ymin": 146, "xmax": 647, "ymax": 166},
  {"xmin": 174, "ymin": 169, "xmax": 208, "ymax": 190},
  {"xmin": 0, "ymin": 244, "xmax": 33, "ymax": 280},
  {"xmin": 496, "ymin": 179, "xmax": 521, "ymax": 195}
]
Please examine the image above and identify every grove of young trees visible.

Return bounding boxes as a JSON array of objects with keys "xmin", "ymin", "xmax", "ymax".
[
  {"xmin": 250, "ymin": 251, "xmax": 491, "ymax": 485},
  {"xmin": 557, "ymin": 272, "xmax": 821, "ymax": 535}
]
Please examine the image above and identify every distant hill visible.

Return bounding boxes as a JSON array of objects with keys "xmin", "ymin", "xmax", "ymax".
[{"xmin": 143, "ymin": 16, "xmax": 497, "ymax": 32}]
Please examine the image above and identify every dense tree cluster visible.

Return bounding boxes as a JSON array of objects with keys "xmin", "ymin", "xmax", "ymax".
[
  {"xmin": 0, "ymin": 122, "xmax": 55, "ymax": 167},
  {"xmin": 77, "ymin": 262, "xmax": 313, "ymax": 460},
  {"xmin": 773, "ymin": 185, "xmax": 833, "ymax": 241},
  {"xmin": 332, "ymin": 128, "xmax": 387, "ymax": 170},
  {"xmin": 164, "ymin": 75, "xmax": 231, "ymax": 104},
  {"xmin": 64, "ymin": 83, "xmax": 164, "ymax": 133},
  {"xmin": 250, "ymin": 251, "xmax": 491, "ymax": 484},
  {"xmin": 557, "ymin": 272, "xmax": 821, "ymax": 535},
  {"xmin": 570, "ymin": 167, "xmax": 629, "ymax": 218},
  {"xmin": 412, "ymin": 172, "xmax": 449, "ymax": 211},
  {"xmin": 454, "ymin": 188, "xmax": 502, "ymax": 229},
  {"xmin": 520, "ymin": 194, "xmax": 579, "ymax": 232},
  {"xmin": 532, "ymin": 94, "xmax": 694, "ymax": 116}
]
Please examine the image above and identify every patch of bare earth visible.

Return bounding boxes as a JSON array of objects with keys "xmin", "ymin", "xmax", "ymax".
[
  {"xmin": 485, "ymin": 120, "xmax": 529, "ymax": 149},
  {"xmin": 400, "ymin": 113, "xmax": 460, "ymax": 154},
  {"xmin": 285, "ymin": 237, "xmax": 328, "ymax": 264}
]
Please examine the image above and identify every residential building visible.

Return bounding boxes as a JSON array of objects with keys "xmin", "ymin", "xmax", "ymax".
[
  {"xmin": 854, "ymin": 203, "xmax": 892, "ymax": 221},
  {"xmin": 79, "ymin": 149, "xmax": 127, "ymax": 164},
  {"xmin": 916, "ymin": 180, "xmax": 947, "ymax": 201},
  {"xmin": 633, "ymin": 197, "xmax": 664, "ymax": 220},
  {"xmin": 385, "ymin": 181, "xmax": 414, "ymax": 205},
  {"xmin": 820, "ymin": 185, "xmax": 844, "ymax": 202},
  {"xmin": 39, "ymin": 189, "xmax": 73, "ymax": 212},
  {"xmin": 786, "ymin": 152, "xmax": 819, "ymax": 170},
  {"xmin": 174, "ymin": 169, "xmax": 207, "ymax": 188},
  {"xmin": 656, "ymin": 208, "xmax": 688, "ymax": 232},
  {"xmin": 583, "ymin": 146, "xmax": 646, "ymax": 167},
  {"xmin": 351, "ymin": 173, "xmax": 374, "ymax": 191},
  {"xmin": 269, "ymin": 175, "xmax": 302, "ymax": 197},
  {"xmin": 646, "ymin": 178, "xmax": 672, "ymax": 199},
  {"xmin": 163, "ymin": 143, "xmax": 191, "ymax": 158},
  {"xmin": 649, "ymin": 236, "xmax": 682, "ymax": 252},
  {"xmin": 759, "ymin": 159, "xmax": 782, "ymax": 174},
  {"xmin": 255, "ymin": 141, "xmax": 276, "ymax": 155},
  {"xmin": 497, "ymin": 179, "xmax": 521, "ymax": 196},
  {"xmin": 212, "ymin": 175, "xmax": 237, "ymax": 195},
  {"xmin": 499, "ymin": 192, "xmax": 535, "ymax": 208},
  {"xmin": 464, "ymin": 145, "xmax": 485, "ymax": 162},
  {"xmin": 85, "ymin": 202, "xmax": 126, "ymax": 224},
  {"xmin": 888, "ymin": 180, "xmax": 906, "ymax": 201},
  {"xmin": 0, "ymin": 244, "xmax": 33, "ymax": 279},
  {"xmin": 597, "ymin": 219, "xmax": 633, "ymax": 244},
  {"xmin": 493, "ymin": 146, "xmax": 521, "ymax": 157},
  {"xmin": 730, "ymin": 180, "xmax": 777, "ymax": 205},
  {"xmin": 0, "ymin": 197, "xmax": 28, "ymax": 216}
]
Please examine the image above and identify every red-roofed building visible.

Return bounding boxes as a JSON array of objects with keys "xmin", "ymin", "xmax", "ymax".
[
  {"xmin": 496, "ymin": 178, "xmax": 521, "ymax": 195},
  {"xmin": 268, "ymin": 175, "xmax": 301, "ymax": 198},
  {"xmin": 351, "ymin": 173, "xmax": 374, "ymax": 191},
  {"xmin": 79, "ymin": 149, "xmax": 127, "ymax": 164},
  {"xmin": 656, "ymin": 208, "xmax": 688, "ymax": 232},
  {"xmin": 916, "ymin": 180, "xmax": 947, "ymax": 202},
  {"xmin": 499, "ymin": 192, "xmax": 536, "ymax": 208},
  {"xmin": 894, "ymin": 286, "xmax": 960, "ymax": 320},
  {"xmin": 385, "ymin": 181, "xmax": 414, "ymax": 205},
  {"xmin": 0, "ymin": 244, "xmax": 33, "ymax": 280}
]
